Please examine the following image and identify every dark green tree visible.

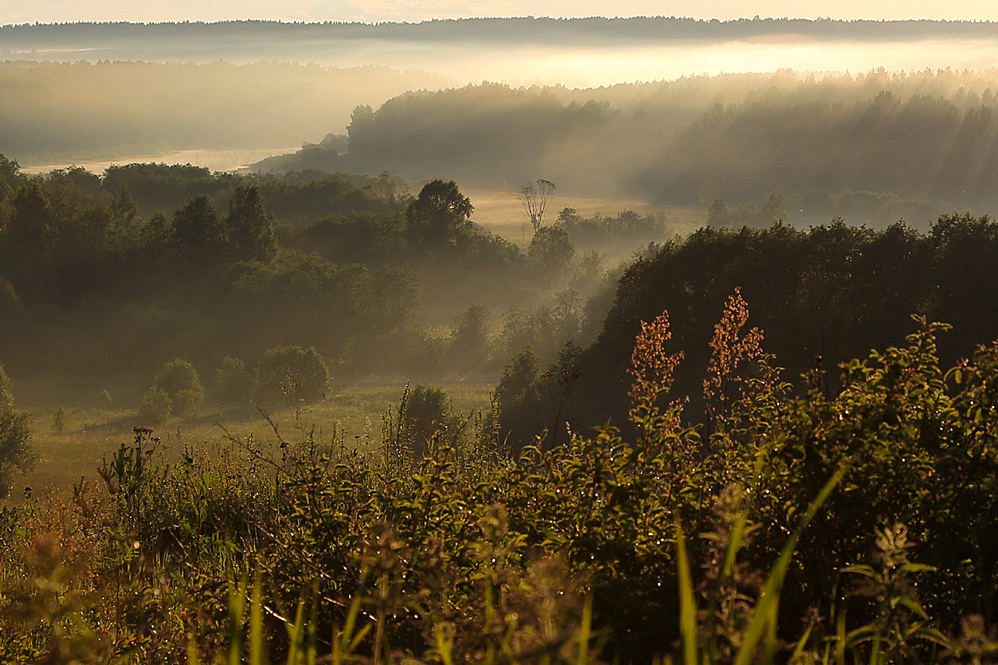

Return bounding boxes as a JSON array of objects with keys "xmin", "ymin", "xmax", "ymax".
[
  {"xmin": 347, "ymin": 104, "xmax": 376, "ymax": 149},
  {"xmin": 528, "ymin": 225, "xmax": 575, "ymax": 281},
  {"xmin": 448, "ymin": 305, "xmax": 492, "ymax": 372},
  {"xmin": 213, "ymin": 356, "xmax": 252, "ymax": 406},
  {"xmin": 406, "ymin": 383, "xmax": 451, "ymax": 458},
  {"xmin": 707, "ymin": 197, "xmax": 730, "ymax": 226},
  {"xmin": 7, "ymin": 182, "xmax": 52, "ymax": 252},
  {"xmin": 0, "ymin": 362, "xmax": 32, "ymax": 499},
  {"xmin": 405, "ymin": 179, "xmax": 474, "ymax": 250},
  {"xmin": 152, "ymin": 359, "xmax": 204, "ymax": 418},
  {"xmin": 0, "ymin": 361, "xmax": 14, "ymax": 412},
  {"xmin": 172, "ymin": 194, "xmax": 227, "ymax": 262},
  {"xmin": 495, "ymin": 346, "xmax": 543, "ymax": 456},
  {"xmin": 138, "ymin": 386, "xmax": 172, "ymax": 425},
  {"xmin": 0, "ymin": 153, "xmax": 21, "ymax": 195},
  {"xmin": 227, "ymin": 184, "xmax": 277, "ymax": 262},
  {"xmin": 109, "ymin": 186, "xmax": 140, "ymax": 228},
  {"xmin": 760, "ymin": 190, "xmax": 788, "ymax": 223},
  {"xmin": 253, "ymin": 345, "xmax": 330, "ymax": 406}
]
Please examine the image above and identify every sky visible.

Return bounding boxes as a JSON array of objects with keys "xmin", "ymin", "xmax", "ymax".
[{"xmin": 1, "ymin": 0, "xmax": 997, "ymax": 25}]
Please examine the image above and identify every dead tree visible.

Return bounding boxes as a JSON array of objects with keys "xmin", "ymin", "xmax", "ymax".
[{"xmin": 517, "ymin": 179, "xmax": 556, "ymax": 233}]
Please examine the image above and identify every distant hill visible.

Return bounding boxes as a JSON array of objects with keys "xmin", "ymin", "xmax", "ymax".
[
  {"xmin": 251, "ymin": 69, "xmax": 998, "ymax": 216},
  {"xmin": 0, "ymin": 17, "xmax": 995, "ymax": 62}
]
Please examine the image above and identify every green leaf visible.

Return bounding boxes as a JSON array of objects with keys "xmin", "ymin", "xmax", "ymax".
[
  {"xmin": 676, "ymin": 524, "xmax": 699, "ymax": 665},
  {"xmin": 733, "ymin": 464, "xmax": 848, "ymax": 665},
  {"xmin": 896, "ymin": 595, "xmax": 928, "ymax": 620}
]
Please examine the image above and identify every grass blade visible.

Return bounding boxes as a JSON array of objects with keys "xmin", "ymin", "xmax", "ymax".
[
  {"xmin": 676, "ymin": 522, "xmax": 699, "ymax": 665},
  {"xmin": 733, "ymin": 464, "xmax": 848, "ymax": 665},
  {"xmin": 249, "ymin": 569, "xmax": 264, "ymax": 665},
  {"xmin": 577, "ymin": 594, "xmax": 593, "ymax": 665}
]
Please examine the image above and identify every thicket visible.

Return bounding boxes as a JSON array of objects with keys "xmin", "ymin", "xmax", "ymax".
[
  {"xmin": 253, "ymin": 345, "xmax": 331, "ymax": 406},
  {"xmin": 2, "ymin": 296, "xmax": 998, "ymax": 663},
  {"xmin": 289, "ymin": 70, "xmax": 998, "ymax": 213},
  {"xmin": 497, "ymin": 215, "xmax": 998, "ymax": 450},
  {"xmin": 556, "ymin": 207, "xmax": 670, "ymax": 250},
  {"xmin": 0, "ymin": 162, "xmax": 575, "ymax": 379},
  {"xmin": 150, "ymin": 359, "xmax": 205, "ymax": 418},
  {"xmin": 708, "ymin": 190, "xmax": 947, "ymax": 229}
]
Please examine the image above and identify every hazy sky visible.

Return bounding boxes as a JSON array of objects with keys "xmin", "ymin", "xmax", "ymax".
[{"xmin": 2, "ymin": 0, "xmax": 997, "ymax": 25}]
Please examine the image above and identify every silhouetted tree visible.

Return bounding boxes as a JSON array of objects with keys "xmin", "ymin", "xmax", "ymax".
[
  {"xmin": 517, "ymin": 178, "xmax": 556, "ymax": 233},
  {"xmin": 8, "ymin": 182, "xmax": 51, "ymax": 252},
  {"xmin": 172, "ymin": 194, "xmax": 227, "ymax": 263},
  {"xmin": 405, "ymin": 179, "xmax": 474, "ymax": 251},
  {"xmin": 227, "ymin": 184, "xmax": 277, "ymax": 262}
]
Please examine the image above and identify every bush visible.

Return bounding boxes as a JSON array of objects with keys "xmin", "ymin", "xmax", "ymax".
[
  {"xmin": 213, "ymin": 356, "xmax": 252, "ymax": 406},
  {"xmin": 97, "ymin": 390, "xmax": 113, "ymax": 410},
  {"xmin": 406, "ymin": 384, "xmax": 450, "ymax": 457},
  {"xmin": 253, "ymin": 345, "xmax": 330, "ymax": 406},
  {"xmin": 152, "ymin": 359, "xmax": 204, "ymax": 418},
  {"xmin": 171, "ymin": 389, "xmax": 202, "ymax": 419},
  {"xmin": 52, "ymin": 407, "xmax": 67, "ymax": 434},
  {"xmin": 0, "ymin": 408, "xmax": 33, "ymax": 499},
  {"xmin": 0, "ymin": 362, "xmax": 13, "ymax": 412},
  {"xmin": 138, "ymin": 386, "xmax": 172, "ymax": 425}
]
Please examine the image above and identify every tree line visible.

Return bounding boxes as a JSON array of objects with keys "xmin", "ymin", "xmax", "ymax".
[
  {"xmin": 275, "ymin": 70, "xmax": 998, "ymax": 217},
  {"xmin": 0, "ymin": 158, "xmax": 605, "ymax": 381},
  {"xmin": 496, "ymin": 215, "xmax": 998, "ymax": 452}
]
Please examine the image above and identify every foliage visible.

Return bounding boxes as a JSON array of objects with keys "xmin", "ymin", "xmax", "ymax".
[
  {"xmin": 518, "ymin": 216, "xmax": 998, "ymax": 445},
  {"xmin": 152, "ymin": 359, "xmax": 205, "ymax": 418},
  {"xmin": 557, "ymin": 207, "xmax": 670, "ymax": 248},
  {"xmin": 0, "ymin": 362, "xmax": 32, "ymax": 499},
  {"xmin": 0, "ymin": 361, "xmax": 13, "ymax": 411},
  {"xmin": 0, "ymin": 407, "xmax": 33, "ymax": 499},
  {"xmin": 97, "ymin": 389, "xmax": 113, "ymax": 411},
  {"xmin": 227, "ymin": 184, "xmax": 278, "ymax": 263},
  {"xmin": 52, "ymin": 407, "xmax": 67, "ymax": 434},
  {"xmin": 405, "ymin": 383, "xmax": 451, "ymax": 458},
  {"xmin": 172, "ymin": 193, "xmax": 229, "ymax": 264},
  {"xmin": 138, "ymin": 386, "xmax": 172, "ymax": 425},
  {"xmin": 446, "ymin": 305, "xmax": 492, "ymax": 373},
  {"xmin": 6, "ymin": 305, "xmax": 998, "ymax": 662},
  {"xmin": 527, "ymin": 225, "xmax": 575, "ymax": 282},
  {"xmin": 405, "ymin": 179, "xmax": 474, "ymax": 251},
  {"xmin": 337, "ymin": 71, "xmax": 998, "ymax": 208},
  {"xmin": 253, "ymin": 345, "xmax": 330, "ymax": 406},
  {"xmin": 213, "ymin": 356, "xmax": 252, "ymax": 406}
]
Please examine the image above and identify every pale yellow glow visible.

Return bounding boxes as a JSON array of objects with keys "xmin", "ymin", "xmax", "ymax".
[{"xmin": 2, "ymin": 0, "xmax": 998, "ymax": 25}]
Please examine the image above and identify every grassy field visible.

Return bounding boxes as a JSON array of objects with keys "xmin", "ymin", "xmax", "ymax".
[
  {"xmin": 466, "ymin": 188, "xmax": 706, "ymax": 249},
  {"xmin": 14, "ymin": 376, "xmax": 495, "ymax": 499},
  {"xmin": 10, "ymin": 191, "xmax": 704, "ymax": 499}
]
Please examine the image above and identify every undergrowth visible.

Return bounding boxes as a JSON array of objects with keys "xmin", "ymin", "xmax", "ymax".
[{"xmin": 2, "ymin": 294, "xmax": 998, "ymax": 664}]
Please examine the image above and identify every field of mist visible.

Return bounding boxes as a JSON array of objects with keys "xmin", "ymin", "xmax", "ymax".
[
  {"xmin": 3, "ymin": 17, "xmax": 998, "ymax": 167},
  {"xmin": 9, "ymin": 15, "xmax": 998, "ymax": 664},
  {"xmin": 3, "ymin": 17, "xmax": 998, "ymax": 490}
]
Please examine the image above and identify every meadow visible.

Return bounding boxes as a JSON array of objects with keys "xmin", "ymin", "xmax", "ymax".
[{"xmin": 14, "ymin": 376, "xmax": 495, "ymax": 499}]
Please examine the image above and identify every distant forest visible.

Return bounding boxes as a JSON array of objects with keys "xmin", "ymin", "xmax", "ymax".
[
  {"xmin": 0, "ymin": 61, "xmax": 450, "ymax": 161},
  {"xmin": 1, "ymin": 17, "xmax": 995, "ymax": 51},
  {"xmin": 264, "ymin": 69, "xmax": 998, "ymax": 220}
]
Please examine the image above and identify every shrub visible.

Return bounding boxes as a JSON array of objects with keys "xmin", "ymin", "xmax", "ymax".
[
  {"xmin": 213, "ymin": 356, "xmax": 252, "ymax": 406},
  {"xmin": 97, "ymin": 390, "xmax": 113, "ymax": 410},
  {"xmin": 52, "ymin": 407, "xmax": 67, "ymax": 434},
  {"xmin": 406, "ymin": 384, "xmax": 450, "ymax": 457},
  {"xmin": 253, "ymin": 345, "xmax": 330, "ymax": 406},
  {"xmin": 0, "ymin": 409, "xmax": 33, "ymax": 500},
  {"xmin": 138, "ymin": 386, "xmax": 172, "ymax": 425},
  {"xmin": 0, "ymin": 362, "xmax": 13, "ymax": 412},
  {"xmin": 171, "ymin": 389, "xmax": 202, "ymax": 419},
  {"xmin": 152, "ymin": 359, "xmax": 204, "ymax": 418}
]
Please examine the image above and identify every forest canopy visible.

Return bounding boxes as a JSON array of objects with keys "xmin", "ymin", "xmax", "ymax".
[{"xmin": 262, "ymin": 69, "xmax": 998, "ymax": 219}]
